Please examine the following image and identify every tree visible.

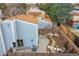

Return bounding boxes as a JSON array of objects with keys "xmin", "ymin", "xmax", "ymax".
[
  {"xmin": 0, "ymin": 3, "xmax": 7, "ymax": 10},
  {"xmin": 37, "ymin": 3, "xmax": 74, "ymax": 24},
  {"xmin": 18, "ymin": 3, "xmax": 27, "ymax": 14}
]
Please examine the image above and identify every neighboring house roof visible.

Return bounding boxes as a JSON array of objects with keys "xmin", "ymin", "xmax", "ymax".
[
  {"xmin": 27, "ymin": 7, "xmax": 52, "ymax": 23},
  {"xmin": 27, "ymin": 12, "xmax": 42, "ymax": 18},
  {"xmin": 27, "ymin": 7, "xmax": 45, "ymax": 18},
  {"xmin": 8, "ymin": 14, "xmax": 38, "ymax": 24},
  {"xmin": 27, "ymin": 7, "xmax": 44, "ymax": 13},
  {"xmin": 70, "ymin": 10, "xmax": 79, "ymax": 14},
  {"xmin": 69, "ymin": 10, "xmax": 79, "ymax": 16}
]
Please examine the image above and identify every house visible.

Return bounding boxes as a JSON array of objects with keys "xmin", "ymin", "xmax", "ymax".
[
  {"xmin": 0, "ymin": 7, "xmax": 52, "ymax": 55},
  {"xmin": 11, "ymin": 14, "xmax": 38, "ymax": 49},
  {"xmin": 27, "ymin": 6, "xmax": 45, "ymax": 18},
  {"xmin": 69, "ymin": 5, "xmax": 79, "ymax": 30},
  {"xmin": 69, "ymin": 9, "xmax": 79, "ymax": 25},
  {"xmin": 0, "ymin": 14, "xmax": 38, "ymax": 55},
  {"xmin": 27, "ymin": 7, "xmax": 52, "ymax": 29}
]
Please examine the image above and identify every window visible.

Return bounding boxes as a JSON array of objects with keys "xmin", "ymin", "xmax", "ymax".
[
  {"xmin": 17, "ymin": 39, "xmax": 24, "ymax": 47},
  {"xmin": 21, "ymin": 40, "xmax": 24, "ymax": 46},
  {"xmin": 12, "ymin": 42, "xmax": 16, "ymax": 48}
]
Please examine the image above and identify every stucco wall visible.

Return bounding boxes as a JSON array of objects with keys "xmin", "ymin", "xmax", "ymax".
[
  {"xmin": 1, "ymin": 21, "xmax": 14, "ymax": 51},
  {"xmin": 0, "ymin": 19, "xmax": 38, "ymax": 54},
  {"xmin": 38, "ymin": 19, "xmax": 52, "ymax": 29},
  {"xmin": 15, "ymin": 20, "xmax": 38, "ymax": 48},
  {"xmin": 0, "ymin": 24, "xmax": 6, "ymax": 55}
]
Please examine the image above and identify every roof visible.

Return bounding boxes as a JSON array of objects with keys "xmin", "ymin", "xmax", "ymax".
[
  {"xmin": 28, "ymin": 12, "xmax": 42, "ymax": 18},
  {"xmin": 27, "ymin": 7, "xmax": 44, "ymax": 13},
  {"xmin": 8, "ymin": 14, "xmax": 38, "ymax": 24},
  {"xmin": 69, "ymin": 10, "xmax": 79, "ymax": 15},
  {"xmin": 7, "ymin": 6, "xmax": 51, "ymax": 24},
  {"xmin": 27, "ymin": 7, "xmax": 45, "ymax": 17},
  {"xmin": 27, "ymin": 7, "xmax": 52, "ymax": 23},
  {"xmin": 7, "ymin": 14, "xmax": 51, "ymax": 25}
]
